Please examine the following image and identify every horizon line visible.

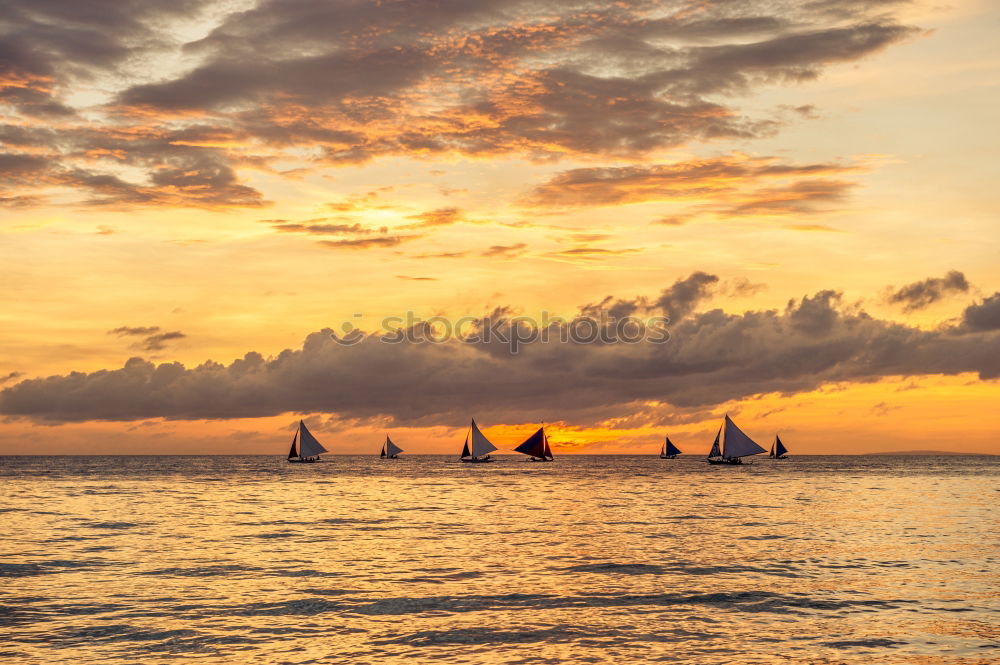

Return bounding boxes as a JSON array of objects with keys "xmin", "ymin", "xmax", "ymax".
[{"xmin": 2, "ymin": 452, "xmax": 996, "ymax": 457}]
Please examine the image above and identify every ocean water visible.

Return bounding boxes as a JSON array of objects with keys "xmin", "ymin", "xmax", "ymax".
[{"xmin": 1, "ymin": 455, "xmax": 997, "ymax": 665}]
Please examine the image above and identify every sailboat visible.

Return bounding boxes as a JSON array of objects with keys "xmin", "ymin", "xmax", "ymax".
[
  {"xmin": 380, "ymin": 435, "xmax": 404, "ymax": 459},
  {"xmin": 460, "ymin": 418, "xmax": 497, "ymax": 463},
  {"xmin": 659, "ymin": 436, "xmax": 682, "ymax": 459},
  {"xmin": 769, "ymin": 435, "xmax": 789, "ymax": 459},
  {"xmin": 287, "ymin": 420, "xmax": 328, "ymax": 463},
  {"xmin": 706, "ymin": 415, "xmax": 767, "ymax": 465},
  {"xmin": 514, "ymin": 426, "xmax": 554, "ymax": 462}
]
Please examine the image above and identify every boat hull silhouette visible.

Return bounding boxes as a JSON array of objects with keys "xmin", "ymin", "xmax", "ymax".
[{"xmin": 707, "ymin": 457, "xmax": 747, "ymax": 465}]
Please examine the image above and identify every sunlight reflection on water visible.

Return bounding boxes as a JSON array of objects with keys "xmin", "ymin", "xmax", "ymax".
[{"xmin": 1, "ymin": 455, "xmax": 997, "ymax": 664}]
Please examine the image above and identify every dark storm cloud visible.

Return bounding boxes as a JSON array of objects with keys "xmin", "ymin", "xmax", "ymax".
[
  {"xmin": 0, "ymin": 153, "xmax": 49, "ymax": 179},
  {"xmin": 804, "ymin": 0, "xmax": 912, "ymax": 21},
  {"xmin": 2, "ymin": 0, "xmax": 921, "ymax": 209},
  {"xmin": 786, "ymin": 290, "xmax": 841, "ymax": 337},
  {"xmin": 676, "ymin": 23, "xmax": 917, "ymax": 94},
  {"xmin": 0, "ymin": 123, "xmax": 268, "ymax": 209},
  {"xmin": 119, "ymin": 46, "xmax": 433, "ymax": 112},
  {"xmin": 886, "ymin": 270, "xmax": 970, "ymax": 312},
  {"xmin": 0, "ymin": 0, "xmax": 202, "ymax": 117},
  {"xmin": 961, "ymin": 293, "xmax": 1000, "ymax": 332},
  {"xmin": 636, "ymin": 16, "xmax": 789, "ymax": 41},
  {"xmin": 67, "ymin": 161, "xmax": 265, "ymax": 208},
  {"xmin": 0, "ymin": 1, "xmax": 267, "ymax": 209},
  {"xmin": 3, "ymin": 277, "xmax": 998, "ymax": 425},
  {"xmin": 451, "ymin": 69, "xmax": 775, "ymax": 158},
  {"xmin": 0, "ymin": 81, "xmax": 74, "ymax": 118}
]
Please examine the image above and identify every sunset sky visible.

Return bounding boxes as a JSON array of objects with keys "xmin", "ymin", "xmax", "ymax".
[{"xmin": 1, "ymin": 0, "xmax": 998, "ymax": 455}]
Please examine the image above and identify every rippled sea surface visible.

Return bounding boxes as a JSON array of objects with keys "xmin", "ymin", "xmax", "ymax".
[{"xmin": 1, "ymin": 455, "xmax": 998, "ymax": 664}]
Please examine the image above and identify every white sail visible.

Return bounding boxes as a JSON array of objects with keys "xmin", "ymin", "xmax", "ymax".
[
  {"xmin": 298, "ymin": 421, "xmax": 328, "ymax": 457},
  {"xmin": 722, "ymin": 415, "xmax": 766, "ymax": 458},
  {"xmin": 470, "ymin": 419, "xmax": 497, "ymax": 457},
  {"xmin": 385, "ymin": 437, "xmax": 403, "ymax": 456}
]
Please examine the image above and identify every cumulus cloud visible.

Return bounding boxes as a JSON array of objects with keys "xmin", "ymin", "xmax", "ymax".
[
  {"xmin": 5, "ymin": 275, "xmax": 996, "ymax": 426},
  {"xmin": 654, "ymin": 272, "xmax": 720, "ymax": 321},
  {"xmin": 886, "ymin": 270, "xmax": 970, "ymax": 312},
  {"xmin": 961, "ymin": 293, "xmax": 1000, "ymax": 332},
  {"xmin": 785, "ymin": 290, "xmax": 841, "ymax": 336},
  {"xmin": 1, "ymin": 0, "xmax": 919, "ymax": 209}
]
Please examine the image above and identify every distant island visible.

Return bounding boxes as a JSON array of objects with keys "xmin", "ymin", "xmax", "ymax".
[{"xmin": 867, "ymin": 450, "xmax": 996, "ymax": 456}]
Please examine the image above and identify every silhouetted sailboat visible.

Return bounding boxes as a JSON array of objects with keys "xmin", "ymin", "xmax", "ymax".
[
  {"xmin": 287, "ymin": 420, "xmax": 328, "ymax": 463},
  {"xmin": 769, "ymin": 435, "xmax": 789, "ymax": 459},
  {"xmin": 514, "ymin": 426, "xmax": 554, "ymax": 461},
  {"xmin": 660, "ymin": 437, "xmax": 681, "ymax": 459},
  {"xmin": 460, "ymin": 419, "xmax": 497, "ymax": 463},
  {"xmin": 706, "ymin": 415, "xmax": 766, "ymax": 465},
  {"xmin": 380, "ymin": 436, "xmax": 403, "ymax": 459},
  {"xmin": 707, "ymin": 429, "xmax": 722, "ymax": 459}
]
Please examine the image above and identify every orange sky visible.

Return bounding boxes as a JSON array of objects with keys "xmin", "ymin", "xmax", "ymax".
[{"xmin": 1, "ymin": 0, "xmax": 998, "ymax": 455}]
